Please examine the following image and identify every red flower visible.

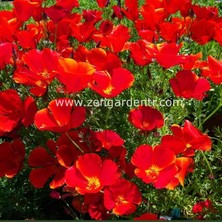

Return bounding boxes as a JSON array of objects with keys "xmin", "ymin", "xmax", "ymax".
[
  {"xmin": 190, "ymin": 19, "xmax": 215, "ymax": 45},
  {"xmin": 161, "ymin": 120, "xmax": 212, "ymax": 156},
  {"xmin": 122, "ymin": 0, "xmax": 139, "ymax": 21},
  {"xmin": 154, "ymin": 43, "xmax": 188, "ymax": 68},
  {"xmin": 65, "ymin": 153, "xmax": 119, "ymax": 194},
  {"xmin": 0, "ymin": 42, "xmax": 14, "ymax": 69},
  {"xmin": 104, "ymin": 178, "xmax": 142, "ymax": 216},
  {"xmin": 0, "ymin": 90, "xmax": 23, "ymax": 136},
  {"xmin": 13, "ymin": 48, "xmax": 60, "ymax": 96},
  {"xmin": 34, "ymin": 98, "xmax": 86, "ymax": 133},
  {"xmin": 134, "ymin": 213, "xmax": 159, "ymax": 220},
  {"xmin": 0, "ymin": 140, "xmax": 25, "ymax": 178},
  {"xmin": 13, "ymin": 0, "xmax": 43, "ymax": 22},
  {"xmin": 131, "ymin": 145, "xmax": 177, "ymax": 189},
  {"xmin": 28, "ymin": 143, "xmax": 66, "ymax": 188},
  {"xmin": 89, "ymin": 67, "xmax": 134, "ymax": 98},
  {"xmin": 93, "ymin": 23, "xmax": 130, "ymax": 53},
  {"xmin": 95, "ymin": 130, "xmax": 124, "ymax": 150},
  {"xmin": 128, "ymin": 106, "xmax": 164, "ymax": 131},
  {"xmin": 202, "ymin": 56, "xmax": 222, "ymax": 84},
  {"xmin": 170, "ymin": 70, "xmax": 210, "ymax": 100},
  {"xmin": 57, "ymin": 57, "xmax": 95, "ymax": 93}
]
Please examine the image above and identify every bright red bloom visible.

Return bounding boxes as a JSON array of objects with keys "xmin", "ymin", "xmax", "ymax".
[
  {"xmin": 57, "ymin": 57, "xmax": 95, "ymax": 93},
  {"xmin": 28, "ymin": 143, "xmax": 66, "ymax": 189},
  {"xmin": 95, "ymin": 130, "xmax": 124, "ymax": 150},
  {"xmin": 128, "ymin": 106, "xmax": 164, "ymax": 131},
  {"xmin": 104, "ymin": 178, "xmax": 142, "ymax": 216},
  {"xmin": 161, "ymin": 120, "xmax": 212, "ymax": 156},
  {"xmin": 89, "ymin": 67, "xmax": 134, "ymax": 98},
  {"xmin": 134, "ymin": 213, "xmax": 159, "ymax": 220},
  {"xmin": 13, "ymin": 0, "xmax": 43, "ymax": 22},
  {"xmin": 13, "ymin": 48, "xmax": 60, "ymax": 96},
  {"xmin": 0, "ymin": 140, "xmax": 25, "ymax": 178},
  {"xmin": 65, "ymin": 153, "xmax": 119, "ymax": 194},
  {"xmin": 34, "ymin": 99, "xmax": 86, "ymax": 133},
  {"xmin": 93, "ymin": 23, "xmax": 130, "ymax": 53},
  {"xmin": 96, "ymin": 0, "xmax": 108, "ymax": 8},
  {"xmin": 154, "ymin": 43, "xmax": 188, "ymax": 68},
  {"xmin": 129, "ymin": 40, "xmax": 156, "ymax": 66},
  {"xmin": 169, "ymin": 70, "xmax": 210, "ymax": 100},
  {"xmin": 131, "ymin": 145, "xmax": 177, "ymax": 188},
  {"xmin": 122, "ymin": 0, "xmax": 139, "ymax": 21},
  {"xmin": 190, "ymin": 19, "xmax": 215, "ymax": 45},
  {"xmin": 0, "ymin": 90, "xmax": 23, "ymax": 136},
  {"xmin": 44, "ymin": 6, "xmax": 70, "ymax": 23},
  {"xmin": 56, "ymin": 0, "xmax": 79, "ymax": 10},
  {"xmin": 0, "ymin": 43, "xmax": 14, "ymax": 69},
  {"xmin": 202, "ymin": 56, "xmax": 222, "ymax": 84}
]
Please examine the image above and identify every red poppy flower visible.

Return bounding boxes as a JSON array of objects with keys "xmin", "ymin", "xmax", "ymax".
[
  {"xmin": 84, "ymin": 193, "xmax": 110, "ymax": 220},
  {"xmin": 57, "ymin": 57, "xmax": 95, "ymax": 93},
  {"xmin": 28, "ymin": 143, "xmax": 66, "ymax": 189},
  {"xmin": 86, "ymin": 48, "xmax": 122, "ymax": 73},
  {"xmin": 89, "ymin": 67, "xmax": 134, "ymax": 98},
  {"xmin": 121, "ymin": 0, "xmax": 139, "ymax": 21},
  {"xmin": 96, "ymin": 0, "xmax": 108, "ymax": 8},
  {"xmin": 104, "ymin": 178, "xmax": 142, "ymax": 216},
  {"xmin": 131, "ymin": 145, "xmax": 177, "ymax": 189},
  {"xmin": 0, "ymin": 42, "xmax": 14, "ymax": 69},
  {"xmin": 34, "ymin": 98, "xmax": 86, "ymax": 133},
  {"xmin": 13, "ymin": 0, "xmax": 43, "ymax": 22},
  {"xmin": 129, "ymin": 40, "xmax": 157, "ymax": 66},
  {"xmin": 22, "ymin": 96, "xmax": 38, "ymax": 127},
  {"xmin": 93, "ymin": 23, "xmax": 130, "ymax": 53},
  {"xmin": 161, "ymin": 120, "xmax": 212, "ymax": 156},
  {"xmin": 169, "ymin": 70, "xmax": 210, "ymax": 100},
  {"xmin": 65, "ymin": 153, "xmax": 119, "ymax": 194},
  {"xmin": 44, "ymin": 6, "xmax": 70, "ymax": 23},
  {"xmin": 13, "ymin": 48, "xmax": 60, "ymax": 96},
  {"xmin": 128, "ymin": 106, "xmax": 164, "ymax": 131},
  {"xmin": 165, "ymin": 157, "xmax": 193, "ymax": 190},
  {"xmin": 154, "ymin": 43, "xmax": 189, "ymax": 68},
  {"xmin": 0, "ymin": 140, "xmax": 25, "ymax": 178},
  {"xmin": 95, "ymin": 130, "xmax": 124, "ymax": 150},
  {"xmin": 190, "ymin": 19, "xmax": 215, "ymax": 45},
  {"xmin": 202, "ymin": 56, "xmax": 222, "ymax": 84},
  {"xmin": 0, "ymin": 89, "xmax": 23, "ymax": 136},
  {"xmin": 134, "ymin": 213, "xmax": 159, "ymax": 220}
]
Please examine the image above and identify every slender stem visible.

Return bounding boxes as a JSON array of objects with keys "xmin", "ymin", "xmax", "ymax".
[
  {"xmin": 62, "ymin": 199, "xmax": 79, "ymax": 220},
  {"xmin": 105, "ymin": 108, "xmax": 112, "ymax": 129},
  {"xmin": 200, "ymin": 150, "xmax": 213, "ymax": 176},
  {"xmin": 202, "ymin": 103, "xmax": 222, "ymax": 125},
  {"xmin": 65, "ymin": 132, "xmax": 84, "ymax": 154}
]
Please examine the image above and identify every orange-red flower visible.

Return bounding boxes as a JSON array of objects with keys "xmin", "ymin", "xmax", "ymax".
[
  {"xmin": 95, "ymin": 130, "xmax": 124, "ymax": 150},
  {"xmin": 161, "ymin": 120, "xmax": 212, "ymax": 157},
  {"xmin": 104, "ymin": 178, "xmax": 142, "ymax": 216},
  {"xmin": 65, "ymin": 153, "xmax": 119, "ymax": 194},
  {"xmin": 89, "ymin": 67, "xmax": 134, "ymax": 98},
  {"xmin": 34, "ymin": 98, "xmax": 86, "ymax": 133},
  {"xmin": 202, "ymin": 56, "xmax": 222, "ymax": 84},
  {"xmin": 28, "ymin": 143, "xmax": 66, "ymax": 189},
  {"xmin": 0, "ymin": 140, "xmax": 25, "ymax": 178},
  {"xmin": 128, "ymin": 106, "xmax": 164, "ymax": 131},
  {"xmin": 57, "ymin": 57, "xmax": 95, "ymax": 93},
  {"xmin": 13, "ymin": 48, "xmax": 60, "ymax": 96},
  {"xmin": 93, "ymin": 23, "xmax": 130, "ymax": 53},
  {"xmin": 169, "ymin": 70, "xmax": 210, "ymax": 100},
  {"xmin": 131, "ymin": 145, "xmax": 177, "ymax": 188}
]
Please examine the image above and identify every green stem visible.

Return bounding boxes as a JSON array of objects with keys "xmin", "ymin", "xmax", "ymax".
[
  {"xmin": 202, "ymin": 103, "xmax": 222, "ymax": 125},
  {"xmin": 62, "ymin": 199, "xmax": 79, "ymax": 220},
  {"xmin": 105, "ymin": 108, "xmax": 111, "ymax": 129},
  {"xmin": 65, "ymin": 132, "xmax": 84, "ymax": 154},
  {"xmin": 200, "ymin": 150, "xmax": 213, "ymax": 176}
]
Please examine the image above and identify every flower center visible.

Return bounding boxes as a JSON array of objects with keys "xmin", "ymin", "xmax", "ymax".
[
  {"xmin": 86, "ymin": 176, "xmax": 101, "ymax": 191},
  {"xmin": 145, "ymin": 165, "xmax": 159, "ymax": 179}
]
